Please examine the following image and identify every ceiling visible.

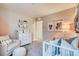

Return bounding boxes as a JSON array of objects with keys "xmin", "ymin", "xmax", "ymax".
[{"xmin": 0, "ymin": 3, "xmax": 77, "ymax": 18}]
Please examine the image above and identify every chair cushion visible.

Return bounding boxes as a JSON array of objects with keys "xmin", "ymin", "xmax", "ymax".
[
  {"xmin": 0, "ymin": 35, "xmax": 12, "ymax": 46},
  {"xmin": 8, "ymin": 40, "xmax": 20, "ymax": 51},
  {"xmin": 5, "ymin": 39, "xmax": 12, "ymax": 45}
]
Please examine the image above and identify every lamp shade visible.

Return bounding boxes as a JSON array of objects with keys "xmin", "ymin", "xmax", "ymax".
[{"xmin": 0, "ymin": 16, "xmax": 9, "ymax": 36}]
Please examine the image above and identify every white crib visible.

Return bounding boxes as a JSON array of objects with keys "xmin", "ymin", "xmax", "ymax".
[{"xmin": 43, "ymin": 41, "xmax": 79, "ymax": 56}]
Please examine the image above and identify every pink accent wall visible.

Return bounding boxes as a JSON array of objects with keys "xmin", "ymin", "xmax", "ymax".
[{"xmin": 0, "ymin": 16, "xmax": 10, "ymax": 36}]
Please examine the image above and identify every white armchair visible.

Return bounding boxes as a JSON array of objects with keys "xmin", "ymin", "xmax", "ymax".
[{"xmin": 0, "ymin": 35, "xmax": 20, "ymax": 56}]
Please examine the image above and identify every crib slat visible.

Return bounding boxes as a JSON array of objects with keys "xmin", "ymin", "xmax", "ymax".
[
  {"xmin": 43, "ymin": 41, "xmax": 76, "ymax": 56},
  {"xmin": 65, "ymin": 49, "xmax": 66, "ymax": 56},
  {"xmin": 57, "ymin": 47, "xmax": 58, "ymax": 55}
]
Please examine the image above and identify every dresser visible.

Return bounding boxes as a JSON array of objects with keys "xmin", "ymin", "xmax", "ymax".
[
  {"xmin": 17, "ymin": 19, "xmax": 32, "ymax": 46},
  {"xmin": 18, "ymin": 30, "xmax": 32, "ymax": 46}
]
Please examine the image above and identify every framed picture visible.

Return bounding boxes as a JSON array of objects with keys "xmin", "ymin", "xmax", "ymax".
[
  {"xmin": 48, "ymin": 23, "xmax": 54, "ymax": 31},
  {"xmin": 55, "ymin": 20, "xmax": 63, "ymax": 31}
]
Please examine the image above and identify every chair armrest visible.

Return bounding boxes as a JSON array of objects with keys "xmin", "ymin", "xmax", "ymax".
[{"xmin": 12, "ymin": 39, "xmax": 21, "ymax": 46}]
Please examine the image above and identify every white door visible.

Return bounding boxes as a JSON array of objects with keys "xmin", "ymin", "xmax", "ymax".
[{"xmin": 36, "ymin": 20, "xmax": 43, "ymax": 41}]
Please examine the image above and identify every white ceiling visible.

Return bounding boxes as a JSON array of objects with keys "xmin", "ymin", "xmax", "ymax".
[{"xmin": 0, "ymin": 3, "xmax": 77, "ymax": 18}]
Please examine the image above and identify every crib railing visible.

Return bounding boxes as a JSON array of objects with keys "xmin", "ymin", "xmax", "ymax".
[{"xmin": 43, "ymin": 41, "xmax": 79, "ymax": 56}]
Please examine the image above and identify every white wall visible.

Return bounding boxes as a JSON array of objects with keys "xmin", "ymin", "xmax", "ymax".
[
  {"xmin": 42, "ymin": 7, "xmax": 76, "ymax": 40},
  {"xmin": 0, "ymin": 8, "xmax": 35, "ymax": 40}
]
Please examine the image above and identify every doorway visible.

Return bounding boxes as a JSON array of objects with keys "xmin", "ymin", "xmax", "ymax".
[{"xmin": 33, "ymin": 20, "xmax": 43, "ymax": 41}]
